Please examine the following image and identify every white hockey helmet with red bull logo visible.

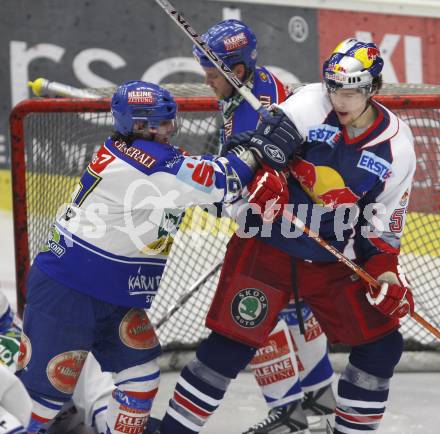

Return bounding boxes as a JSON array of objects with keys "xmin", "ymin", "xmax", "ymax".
[{"xmin": 323, "ymin": 38, "xmax": 383, "ymax": 93}]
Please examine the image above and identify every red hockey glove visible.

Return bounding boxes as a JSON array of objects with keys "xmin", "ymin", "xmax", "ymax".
[
  {"xmin": 366, "ymin": 280, "xmax": 414, "ymax": 318},
  {"xmin": 364, "ymin": 254, "xmax": 414, "ymax": 319},
  {"xmin": 245, "ymin": 166, "xmax": 289, "ymax": 223}
]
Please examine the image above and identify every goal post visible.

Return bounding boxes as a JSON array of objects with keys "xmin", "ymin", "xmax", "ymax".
[{"xmin": 8, "ymin": 84, "xmax": 440, "ymax": 356}]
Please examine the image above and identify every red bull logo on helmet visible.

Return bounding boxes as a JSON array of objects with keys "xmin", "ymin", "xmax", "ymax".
[
  {"xmin": 289, "ymin": 157, "xmax": 360, "ymax": 208},
  {"xmin": 367, "ymin": 47, "xmax": 380, "ymax": 60},
  {"xmin": 354, "ymin": 47, "xmax": 379, "ymax": 69},
  {"xmin": 333, "ymin": 64, "xmax": 347, "ymax": 73},
  {"xmin": 128, "ymin": 90, "xmax": 156, "ymax": 105},
  {"xmin": 223, "ymin": 31, "xmax": 248, "ymax": 51}
]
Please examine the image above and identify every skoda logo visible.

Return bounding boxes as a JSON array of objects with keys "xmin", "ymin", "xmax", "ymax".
[
  {"xmin": 231, "ymin": 288, "xmax": 269, "ymax": 328},
  {"xmin": 264, "ymin": 144, "xmax": 286, "ymax": 164}
]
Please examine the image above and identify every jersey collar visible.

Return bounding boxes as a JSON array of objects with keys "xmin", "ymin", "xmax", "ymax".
[
  {"xmin": 359, "ymin": 99, "xmax": 400, "ymax": 149},
  {"xmin": 329, "ymin": 99, "xmax": 399, "ymax": 149}
]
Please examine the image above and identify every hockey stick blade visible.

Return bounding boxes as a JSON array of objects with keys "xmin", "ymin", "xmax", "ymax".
[{"xmin": 154, "ymin": 0, "xmax": 270, "ymax": 120}]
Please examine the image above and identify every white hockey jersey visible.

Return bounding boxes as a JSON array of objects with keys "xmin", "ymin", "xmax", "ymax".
[{"xmin": 34, "ymin": 137, "xmax": 254, "ymax": 307}]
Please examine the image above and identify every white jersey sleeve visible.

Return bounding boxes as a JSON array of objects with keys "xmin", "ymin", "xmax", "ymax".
[
  {"xmin": 58, "ymin": 140, "xmax": 256, "ymax": 259},
  {"xmin": 358, "ymin": 113, "xmax": 416, "ymax": 255},
  {"xmin": 275, "ymin": 83, "xmax": 333, "ymax": 140},
  {"xmin": 0, "ymin": 365, "xmax": 32, "ymax": 432}
]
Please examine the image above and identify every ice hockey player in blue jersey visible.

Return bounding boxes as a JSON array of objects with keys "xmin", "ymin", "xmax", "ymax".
[
  {"xmin": 152, "ymin": 39, "xmax": 416, "ymax": 434},
  {"xmin": 15, "ymin": 80, "xmax": 262, "ymax": 434},
  {"xmin": 192, "ymin": 19, "xmax": 335, "ymax": 434},
  {"xmin": 193, "ymin": 19, "xmax": 287, "ymax": 145}
]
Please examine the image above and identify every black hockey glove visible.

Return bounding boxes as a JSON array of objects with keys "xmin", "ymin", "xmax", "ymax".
[
  {"xmin": 249, "ymin": 107, "xmax": 304, "ymax": 171},
  {"xmin": 220, "ymin": 130, "xmax": 253, "ymax": 156}
]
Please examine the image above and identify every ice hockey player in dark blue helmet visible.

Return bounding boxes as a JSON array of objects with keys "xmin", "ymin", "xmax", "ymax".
[
  {"xmin": 111, "ymin": 80, "xmax": 179, "ymax": 143},
  {"xmin": 192, "ymin": 19, "xmax": 303, "ymax": 174},
  {"xmin": 193, "ymin": 19, "xmax": 257, "ymax": 101}
]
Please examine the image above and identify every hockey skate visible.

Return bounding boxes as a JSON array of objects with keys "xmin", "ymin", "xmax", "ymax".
[
  {"xmin": 242, "ymin": 401, "xmax": 310, "ymax": 434},
  {"xmin": 301, "ymin": 385, "xmax": 336, "ymax": 433}
]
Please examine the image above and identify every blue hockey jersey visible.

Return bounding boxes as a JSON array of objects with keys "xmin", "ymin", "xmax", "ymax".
[{"xmin": 220, "ymin": 66, "xmax": 288, "ymax": 145}]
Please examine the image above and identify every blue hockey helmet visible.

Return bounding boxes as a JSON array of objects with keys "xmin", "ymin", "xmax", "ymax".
[
  {"xmin": 193, "ymin": 19, "xmax": 257, "ymax": 72},
  {"xmin": 111, "ymin": 80, "xmax": 177, "ymax": 135},
  {"xmin": 323, "ymin": 38, "xmax": 383, "ymax": 93}
]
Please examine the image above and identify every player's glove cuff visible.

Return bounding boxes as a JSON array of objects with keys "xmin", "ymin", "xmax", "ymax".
[
  {"xmin": 221, "ymin": 130, "xmax": 253, "ymax": 156},
  {"xmin": 251, "ymin": 107, "xmax": 304, "ymax": 170}
]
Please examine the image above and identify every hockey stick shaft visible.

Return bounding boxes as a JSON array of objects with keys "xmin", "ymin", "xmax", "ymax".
[
  {"xmin": 284, "ymin": 209, "xmax": 440, "ymax": 340},
  {"xmin": 155, "ymin": 261, "xmax": 223, "ymax": 330},
  {"xmin": 154, "ymin": 0, "xmax": 270, "ymax": 120}
]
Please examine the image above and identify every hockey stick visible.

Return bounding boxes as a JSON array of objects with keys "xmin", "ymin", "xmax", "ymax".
[
  {"xmin": 155, "ymin": 0, "xmax": 439, "ymax": 339},
  {"xmin": 282, "ymin": 209, "xmax": 440, "ymax": 340},
  {"xmin": 28, "ymin": 77, "xmax": 100, "ymax": 98},
  {"xmin": 154, "ymin": 0, "xmax": 270, "ymax": 120},
  {"xmin": 155, "ymin": 261, "xmax": 223, "ymax": 330}
]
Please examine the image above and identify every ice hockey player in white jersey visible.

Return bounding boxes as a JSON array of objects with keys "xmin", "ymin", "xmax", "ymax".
[
  {"xmin": 153, "ymin": 39, "xmax": 416, "ymax": 434},
  {"xmin": 15, "ymin": 80, "xmax": 262, "ymax": 434}
]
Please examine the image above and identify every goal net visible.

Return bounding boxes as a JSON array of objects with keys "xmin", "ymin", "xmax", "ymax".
[{"xmin": 9, "ymin": 83, "xmax": 440, "ymax": 357}]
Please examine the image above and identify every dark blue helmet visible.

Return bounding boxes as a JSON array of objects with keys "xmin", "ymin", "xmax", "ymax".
[
  {"xmin": 193, "ymin": 19, "xmax": 257, "ymax": 72},
  {"xmin": 111, "ymin": 80, "xmax": 177, "ymax": 135}
]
